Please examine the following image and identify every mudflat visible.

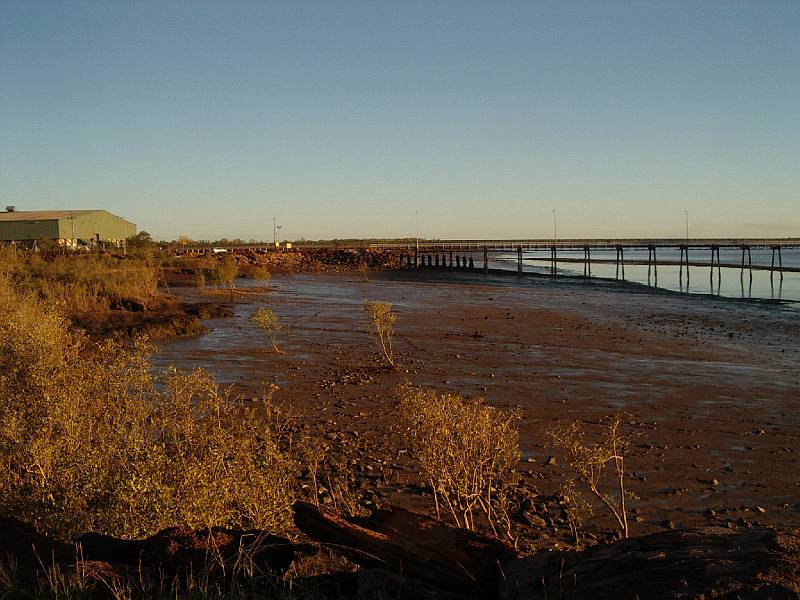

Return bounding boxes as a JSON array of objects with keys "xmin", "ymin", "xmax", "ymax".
[{"xmin": 154, "ymin": 269, "xmax": 800, "ymax": 546}]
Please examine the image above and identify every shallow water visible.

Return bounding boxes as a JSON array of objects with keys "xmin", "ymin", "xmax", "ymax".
[{"xmin": 482, "ymin": 247, "xmax": 800, "ymax": 303}]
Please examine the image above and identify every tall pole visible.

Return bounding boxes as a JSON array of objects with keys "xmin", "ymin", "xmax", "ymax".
[
  {"xmin": 273, "ymin": 217, "xmax": 281, "ymax": 247},
  {"xmin": 415, "ymin": 210, "xmax": 419, "ymax": 253},
  {"xmin": 552, "ymin": 209, "xmax": 557, "ymax": 246},
  {"xmin": 683, "ymin": 209, "xmax": 689, "ymax": 243}
]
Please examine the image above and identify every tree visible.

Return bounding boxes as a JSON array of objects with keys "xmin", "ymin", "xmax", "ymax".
[
  {"xmin": 251, "ymin": 308, "xmax": 283, "ymax": 353},
  {"xmin": 251, "ymin": 265, "xmax": 271, "ymax": 284},
  {"xmin": 215, "ymin": 254, "xmax": 238, "ymax": 292},
  {"xmin": 127, "ymin": 231, "xmax": 154, "ymax": 248}
]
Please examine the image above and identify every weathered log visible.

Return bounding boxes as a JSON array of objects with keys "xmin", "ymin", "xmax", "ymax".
[
  {"xmin": 76, "ymin": 526, "xmax": 295, "ymax": 577},
  {"xmin": 0, "ymin": 517, "xmax": 294, "ymax": 583},
  {"xmin": 500, "ymin": 526, "xmax": 800, "ymax": 599},
  {"xmin": 292, "ymin": 501, "xmax": 517, "ymax": 597},
  {"xmin": 0, "ymin": 517, "xmax": 73, "ymax": 580}
]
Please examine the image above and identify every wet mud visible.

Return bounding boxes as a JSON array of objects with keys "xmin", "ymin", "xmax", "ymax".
[{"xmin": 153, "ymin": 270, "xmax": 800, "ymax": 543}]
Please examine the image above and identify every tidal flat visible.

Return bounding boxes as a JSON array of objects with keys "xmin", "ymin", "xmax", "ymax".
[{"xmin": 153, "ymin": 269, "xmax": 800, "ymax": 546}]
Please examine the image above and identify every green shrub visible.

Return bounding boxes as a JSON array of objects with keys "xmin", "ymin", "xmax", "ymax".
[
  {"xmin": 251, "ymin": 265, "xmax": 271, "ymax": 283},
  {"xmin": 250, "ymin": 307, "xmax": 282, "ymax": 353},
  {"xmin": 215, "ymin": 254, "xmax": 238, "ymax": 289}
]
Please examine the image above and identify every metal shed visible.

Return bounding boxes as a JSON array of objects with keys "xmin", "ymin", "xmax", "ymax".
[{"xmin": 0, "ymin": 208, "xmax": 136, "ymax": 247}]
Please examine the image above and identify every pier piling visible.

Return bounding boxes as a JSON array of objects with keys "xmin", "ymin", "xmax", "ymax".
[
  {"xmin": 583, "ymin": 246, "xmax": 591, "ymax": 277},
  {"xmin": 771, "ymin": 245, "xmax": 783, "ymax": 279},
  {"xmin": 679, "ymin": 245, "xmax": 690, "ymax": 287},
  {"xmin": 740, "ymin": 245, "xmax": 753, "ymax": 280}
]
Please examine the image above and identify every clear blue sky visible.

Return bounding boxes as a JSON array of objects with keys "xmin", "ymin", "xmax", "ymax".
[{"xmin": 1, "ymin": 1, "xmax": 798, "ymax": 241}]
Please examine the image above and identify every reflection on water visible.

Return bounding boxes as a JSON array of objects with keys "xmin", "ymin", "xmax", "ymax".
[{"xmin": 485, "ymin": 247, "xmax": 800, "ymax": 304}]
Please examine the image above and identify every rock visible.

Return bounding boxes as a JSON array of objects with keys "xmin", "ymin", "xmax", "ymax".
[
  {"xmin": 522, "ymin": 513, "xmax": 548, "ymax": 529},
  {"xmin": 544, "ymin": 456, "xmax": 557, "ymax": 466}
]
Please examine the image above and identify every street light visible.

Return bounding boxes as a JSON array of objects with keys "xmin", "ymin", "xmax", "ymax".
[
  {"xmin": 683, "ymin": 210, "xmax": 689, "ymax": 243},
  {"xmin": 415, "ymin": 210, "xmax": 419, "ymax": 252},
  {"xmin": 273, "ymin": 216, "xmax": 282, "ymax": 247},
  {"xmin": 552, "ymin": 210, "xmax": 557, "ymax": 246}
]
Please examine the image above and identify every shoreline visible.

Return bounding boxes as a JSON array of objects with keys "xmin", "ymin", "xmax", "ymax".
[{"xmin": 376, "ymin": 265, "xmax": 800, "ymax": 309}]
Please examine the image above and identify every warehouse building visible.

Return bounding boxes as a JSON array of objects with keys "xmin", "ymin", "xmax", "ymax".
[{"xmin": 0, "ymin": 207, "xmax": 136, "ymax": 248}]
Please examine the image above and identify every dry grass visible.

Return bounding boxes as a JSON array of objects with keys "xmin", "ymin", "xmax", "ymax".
[{"xmin": 0, "ymin": 246, "xmax": 157, "ymax": 311}]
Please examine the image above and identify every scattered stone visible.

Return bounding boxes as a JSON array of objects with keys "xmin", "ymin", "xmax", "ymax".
[{"xmin": 545, "ymin": 456, "xmax": 557, "ymax": 466}]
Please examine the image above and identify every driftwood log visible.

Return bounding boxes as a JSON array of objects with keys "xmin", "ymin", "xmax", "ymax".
[
  {"xmin": 293, "ymin": 502, "xmax": 800, "ymax": 600},
  {"xmin": 0, "ymin": 518, "xmax": 294, "ymax": 583},
  {"xmin": 293, "ymin": 501, "xmax": 517, "ymax": 596}
]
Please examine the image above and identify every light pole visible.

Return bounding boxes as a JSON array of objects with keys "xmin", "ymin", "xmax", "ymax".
[
  {"xmin": 552, "ymin": 210, "xmax": 557, "ymax": 246},
  {"xmin": 415, "ymin": 210, "xmax": 419, "ymax": 252},
  {"xmin": 683, "ymin": 209, "xmax": 689, "ymax": 243},
  {"xmin": 273, "ymin": 216, "xmax": 282, "ymax": 247}
]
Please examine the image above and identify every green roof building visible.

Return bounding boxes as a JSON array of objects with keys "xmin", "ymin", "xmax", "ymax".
[{"xmin": 0, "ymin": 208, "xmax": 136, "ymax": 246}]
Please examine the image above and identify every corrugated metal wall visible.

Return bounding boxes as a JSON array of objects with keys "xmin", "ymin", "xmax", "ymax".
[
  {"xmin": 57, "ymin": 211, "xmax": 136, "ymax": 242},
  {"xmin": 0, "ymin": 211, "xmax": 136, "ymax": 242},
  {"xmin": 0, "ymin": 219, "xmax": 60, "ymax": 241}
]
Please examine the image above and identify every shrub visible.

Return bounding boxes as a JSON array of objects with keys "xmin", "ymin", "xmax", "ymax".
[
  {"xmin": 215, "ymin": 254, "xmax": 238, "ymax": 290},
  {"xmin": 397, "ymin": 385, "xmax": 520, "ymax": 536},
  {"xmin": 251, "ymin": 265, "xmax": 271, "ymax": 283},
  {"xmin": 0, "ymin": 276, "xmax": 297, "ymax": 539},
  {"xmin": 250, "ymin": 307, "xmax": 283, "ymax": 353},
  {"xmin": 363, "ymin": 300, "xmax": 396, "ymax": 368},
  {"xmin": 547, "ymin": 418, "xmax": 633, "ymax": 538},
  {"xmin": 0, "ymin": 250, "xmax": 158, "ymax": 311}
]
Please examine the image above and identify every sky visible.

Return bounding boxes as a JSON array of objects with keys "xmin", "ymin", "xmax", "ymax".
[{"xmin": 1, "ymin": 1, "xmax": 798, "ymax": 242}]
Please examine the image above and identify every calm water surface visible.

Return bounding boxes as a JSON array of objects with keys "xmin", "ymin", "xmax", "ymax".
[{"xmin": 489, "ymin": 247, "xmax": 800, "ymax": 304}]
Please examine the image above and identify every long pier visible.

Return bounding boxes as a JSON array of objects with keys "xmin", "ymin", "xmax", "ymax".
[
  {"xmin": 366, "ymin": 239, "xmax": 799, "ymax": 277},
  {"xmin": 178, "ymin": 238, "xmax": 800, "ymax": 279}
]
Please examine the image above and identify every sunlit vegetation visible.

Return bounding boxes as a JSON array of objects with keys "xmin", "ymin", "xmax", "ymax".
[
  {"xmin": 0, "ymin": 246, "xmax": 157, "ymax": 311},
  {"xmin": 251, "ymin": 307, "xmax": 283, "ymax": 353},
  {"xmin": 548, "ymin": 417, "xmax": 634, "ymax": 539},
  {"xmin": 0, "ymin": 275, "xmax": 298, "ymax": 539},
  {"xmin": 398, "ymin": 385, "xmax": 520, "ymax": 537},
  {"xmin": 363, "ymin": 300, "xmax": 396, "ymax": 368}
]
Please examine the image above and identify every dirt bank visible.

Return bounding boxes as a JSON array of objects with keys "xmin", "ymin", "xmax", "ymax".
[{"xmin": 71, "ymin": 297, "xmax": 234, "ymax": 340}]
